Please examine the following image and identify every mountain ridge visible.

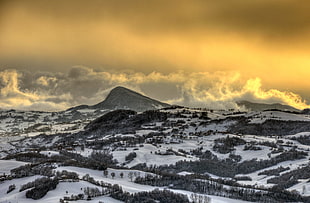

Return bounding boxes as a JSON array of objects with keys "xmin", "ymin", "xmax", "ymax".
[{"xmin": 236, "ymin": 100, "xmax": 299, "ymax": 112}]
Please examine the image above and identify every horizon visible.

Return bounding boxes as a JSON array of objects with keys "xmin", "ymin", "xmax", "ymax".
[
  {"xmin": 0, "ymin": 85, "xmax": 303, "ymax": 112},
  {"xmin": 1, "ymin": 0, "xmax": 310, "ymax": 111}
]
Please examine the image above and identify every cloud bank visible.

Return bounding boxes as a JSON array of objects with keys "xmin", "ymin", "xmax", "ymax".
[{"xmin": 0, "ymin": 67, "xmax": 308, "ymax": 111}]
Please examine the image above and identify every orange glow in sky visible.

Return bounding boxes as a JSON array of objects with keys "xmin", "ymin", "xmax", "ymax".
[{"xmin": 1, "ymin": 0, "xmax": 310, "ymax": 110}]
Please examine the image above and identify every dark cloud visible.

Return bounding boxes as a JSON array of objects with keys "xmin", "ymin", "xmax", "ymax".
[
  {"xmin": 5, "ymin": 0, "xmax": 309, "ymax": 37},
  {"xmin": 68, "ymin": 67, "xmax": 92, "ymax": 79}
]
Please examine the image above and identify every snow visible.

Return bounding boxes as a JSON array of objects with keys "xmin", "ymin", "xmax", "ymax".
[
  {"xmin": 237, "ymin": 158, "xmax": 309, "ymax": 187},
  {"xmin": 0, "ymin": 160, "xmax": 27, "ymax": 174},
  {"xmin": 2, "ymin": 107, "xmax": 310, "ymax": 202},
  {"xmin": 55, "ymin": 166, "xmax": 253, "ymax": 203},
  {"xmin": 56, "ymin": 166, "xmax": 157, "ymax": 193},
  {"xmin": 0, "ymin": 178, "xmax": 123, "ymax": 203},
  {"xmin": 40, "ymin": 150, "xmax": 60, "ymax": 157},
  {"xmin": 287, "ymin": 132, "xmax": 310, "ymax": 139},
  {"xmin": 113, "ymin": 143, "xmax": 196, "ymax": 167},
  {"xmin": 234, "ymin": 145, "xmax": 271, "ymax": 161},
  {"xmin": 0, "ymin": 175, "xmax": 44, "ymax": 201},
  {"xmin": 0, "ymin": 135, "xmax": 24, "ymax": 157},
  {"xmin": 288, "ymin": 179, "xmax": 310, "ymax": 196},
  {"xmin": 77, "ymin": 109, "xmax": 96, "ymax": 113},
  {"xmin": 178, "ymin": 171, "xmax": 193, "ymax": 176},
  {"xmin": 75, "ymin": 148, "xmax": 94, "ymax": 157}
]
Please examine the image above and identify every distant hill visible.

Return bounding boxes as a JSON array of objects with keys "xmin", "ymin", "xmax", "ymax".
[
  {"xmin": 236, "ymin": 100, "xmax": 299, "ymax": 112},
  {"xmin": 68, "ymin": 86, "xmax": 170, "ymax": 112},
  {"xmin": 301, "ymin": 108, "xmax": 310, "ymax": 114}
]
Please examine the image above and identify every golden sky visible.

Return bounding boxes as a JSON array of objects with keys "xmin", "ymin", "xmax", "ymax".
[{"xmin": 1, "ymin": 0, "xmax": 310, "ymax": 110}]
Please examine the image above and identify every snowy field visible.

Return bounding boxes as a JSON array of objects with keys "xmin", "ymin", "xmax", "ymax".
[
  {"xmin": 0, "ymin": 160, "xmax": 26, "ymax": 174},
  {"xmin": 0, "ymin": 162, "xmax": 253, "ymax": 203}
]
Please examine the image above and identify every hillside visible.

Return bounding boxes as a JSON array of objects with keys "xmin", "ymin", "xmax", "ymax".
[{"xmin": 2, "ymin": 107, "xmax": 310, "ymax": 202}]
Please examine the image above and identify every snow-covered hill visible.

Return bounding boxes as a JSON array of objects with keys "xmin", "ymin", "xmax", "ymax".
[{"xmin": 2, "ymin": 96, "xmax": 310, "ymax": 202}]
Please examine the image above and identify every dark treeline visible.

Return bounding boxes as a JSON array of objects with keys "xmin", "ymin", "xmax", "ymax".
[
  {"xmin": 230, "ymin": 118, "xmax": 310, "ymax": 136},
  {"xmin": 11, "ymin": 163, "xmax": 55, "ymax": 178},
  {"xmin": 291, "ymin": 135, "xmax": 310, "ymax": 145},
  {"xmin": 213, "ymin": 136, "xmax": 246, "ymax": 154},
  {"xmin": 135, "ymin": 173, "xmax": 305, "ymax": 202},
  {"xmin": 83, "ymin": 109, "xmax": 168, "ymax": 136},
  {"xmin": 7, "ymin": 150, "xmax": 116, "ymax": 179},
  {"xmin": 110, "ymin": 185, "xmax": 190, "ymax": 203},
  {"xmin": 258, "ymin": 166, "xmax": 290, "ymax": 176},
  {"xmin": 24, "ymin": 177, "xmax": 59, "ymax": 200},
  {"xmin": 153, "ymin": 148, "xmax": 307, "ymax": 178},
  {"xmin": 268, "ymin": 164, "xmax": 310, "ymax": 189}
]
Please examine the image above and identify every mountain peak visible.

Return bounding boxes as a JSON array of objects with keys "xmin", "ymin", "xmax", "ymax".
[
  {"xmin": 92, "ymin": 86, "xmax": 170, "ymax": 112},
  {"xmin": 110, "ymin": 86, "xmax": 130, "ymax": 92},
  {"xmin": 107, "ymin": 86, "xmax": 138, "ymax": 96}
]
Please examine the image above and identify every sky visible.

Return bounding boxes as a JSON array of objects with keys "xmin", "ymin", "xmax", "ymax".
[{"xmin": 0, "ymin": 0, "xmax": 310, "ymax": 111}]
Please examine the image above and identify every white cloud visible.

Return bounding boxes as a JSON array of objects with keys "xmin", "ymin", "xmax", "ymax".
[{"xmin": 0, "ymin": 67, "xmax": 309, "ymax": 111}]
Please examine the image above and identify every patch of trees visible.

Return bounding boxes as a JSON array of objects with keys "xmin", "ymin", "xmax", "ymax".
[
  {"xmin": 85, "ymin": 110, "xmax": 137, "ymax": 131},
  {"xmin": 59, "ymin": 150, "xmax": 115, "ymax": 170},
  {"xmin": 159, "ymin": 158, "xmax": 236, "ymax": 177},
  {"xmin": 67, "ymin": 173, "xmax": 190, "ymax": 203},
  {"xmin": 135, "ymin": 173, "xmax": 303, "ymax": 202},
  {"xmin": 7, "ymin": 184, "xmax": 16, "ymax": 194},
  {"xmin": 83, "ymin": 109, "xmax": 167, "ymax": 136},
  {"xmin": 60, "ymin": 194, "xmax": 84, "ymax": 202},
  {"xmin": 229, "ymin": 119, "xmax": 310, "ymax": 136},
  {"xmin": 9, "ymin": 150, "xmax": 117, "ymax": 176},
  {"xmin": 9, "ymin": 150, "xmax": 115, "ymax": 176},
  {"xmin": 110, "ymin": 185, "xmax": 190, "ymax": 203},
  {"xmin": 162, "ymin": 105, "xmax": 184, "ymax": 110},
  {"xmin": 236, "ymin": 149, "xmax": 306, "ymax": 175},
  {"xmin": 191, "ymin": 148, "xmax": 215, "ymax": 159},
  {"xmin": 268, "ymin": 164, "xmax": 310, "ymax": 189},
  {"xmin": 56, "ymin": 170, "xmax": 79, "ymax": 180},
  {"xmin": 84, "ymin": 187, "xmax": 104, "ymax": 199},
  {"xmin": 178, "ymin": 149, "xmax": 190, "ymax": 155},
  {"xmin": 127, "ymin": 189, "xmax": 190, "ymax": 203},
  {"xmin": 258, "ymin": 166, "xmax": 290, "ymax": 176},
  {"xmin": 82, "ymin": 133, "xmax": 146, "ymax": 150},
  {"xmin": 213, "ymin": 136, "xmax": 246, "ymax": 154},
  {"xmin": 157, "ymin": 148, "xmax": 307, "ymax": 178},
  {"xmin": 234, "ymin": 176, "xmax": 252, "ymax": 181},
  {"xmin": 243, "ymin": 144, "xmax": 262, "ymax": 151},
  {"xmin": 229, "ymin": 153, "xmax": 242, "ymax": 162},
  {"xmin": 22, "ymin": 177, "xmax": 59, "ymax": 199},
  {"xmin": 291, "ymin": 135, "xmax": 310, "ymax": 145},
  {"xmin": 131, "ymin": 110, "xmax": 168, "ymax": 125},
  {"xmin": 190, "ymin": 193, "xmax": 211, "ymax": 203},
  {"xmin": 125, "ymin": 152, "xmax": 137, "ymax": 162},
  {"xmin": 11, "ymin": 164, "xmax": 55, "ymax": 178},
  {"xmin": 258, "ymin": 141, "xmax": 277, "ymax": 148},
  {"xmin": 89, "ymin": 150, "xmax": 115, "ymax": 166},
  {"xmin": 4, "ymin": 152, "xmax": 48, "ymax": 163}
]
